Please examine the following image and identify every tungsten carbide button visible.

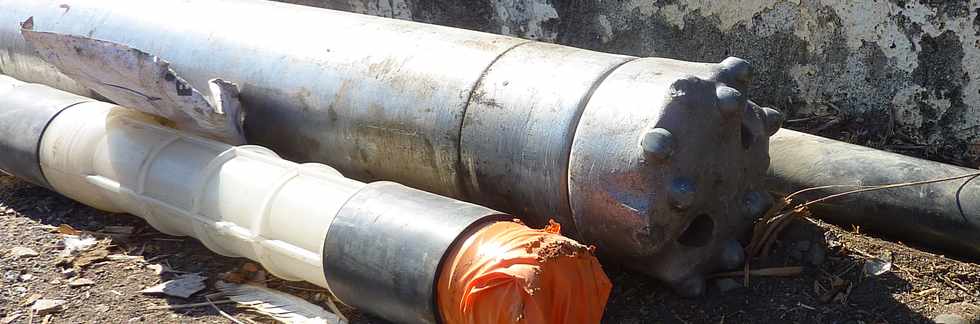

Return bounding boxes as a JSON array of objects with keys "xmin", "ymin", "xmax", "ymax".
[
  {"xmin": 718, "ymin": 240, "xmax": 746, "ymax": 270},
  {"xmin": 743, "ymin": 191, "xmax": 775, "ymax": 218},
  {"xmin": 640, "ymin": 128, "xmax": 675, "ymax": 161},
  {"xmin": 716, "ymin": 86, "xmax": 744, "ymax": 117},
  {"xmin": 720, "ymin": 57, "xmax": 752, "ymax": 84},
  {"xmin": 669, "ymin": 177, "xmax": 697, "ymax": 209},
  {"xmin": 762, "ymin": 107, "xmax": 784, "ymax": 135}
]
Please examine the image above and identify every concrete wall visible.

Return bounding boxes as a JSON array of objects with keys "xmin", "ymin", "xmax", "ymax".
[{"xmin": 284, "ymin": 0, "xmax": 980, "ymax": 167}]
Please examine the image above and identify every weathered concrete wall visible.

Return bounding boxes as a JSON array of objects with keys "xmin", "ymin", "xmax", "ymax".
[{"xmin": 283, "ymin": 0, "xmax": 980, "ymax": 166}]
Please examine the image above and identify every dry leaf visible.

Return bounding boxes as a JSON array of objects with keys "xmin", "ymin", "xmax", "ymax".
[
  {"xmin": 216, "ymin": 281, "xmax": 346, "ymax": 324},
  {"xmin": 56, "ymin": 224, "xmax": 81, "ymax": 236},
  {"xmin": 72, "ymin": 247, "xmax": 109, "ymax": 268},
  {"xmin": 141, "ymin": 274, "xmax": 206, "ymax": 298}
]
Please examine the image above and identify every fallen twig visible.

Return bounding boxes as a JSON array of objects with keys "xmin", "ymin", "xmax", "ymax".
[
  {"xmin": 207, "ymin": 296, "xmax": 245, "ymax": 324},
  {"xmin": 940, "ymin": 276, "xmax": 976, "ymax": 295},
  {"xmin": 710, "ymin": 266, "xmax": 803, "ymax": 279}
]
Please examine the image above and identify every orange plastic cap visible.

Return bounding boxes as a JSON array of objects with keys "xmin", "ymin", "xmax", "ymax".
[{"xmin": 437, "ymin": 220, "xmax": 612, "ymax": 324}]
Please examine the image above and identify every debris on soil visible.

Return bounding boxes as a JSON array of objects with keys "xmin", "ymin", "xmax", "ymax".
[
  {"xmin": 8, "ymin": 246, "xmax": 38, "ymax": 259},
  {"xmin": 0, "ymin": 312, "xmax": 22, "ymax": 324},
  {"xmin": 63, "ymin": 242, "xmax": 110, "ymax": 268},
  {"xmin": 863, "ymin": 257, "xmax": 894, "ymax": 276},
  {"xmin": 105, "ymin": 254, "xmax": 142, "ymax": 262},
  {"xmin": 30, "ymin": 299, "xmax": 67, "ymax": 315},
  {"xmin": 54, "ymin": 224, "xmax": 80, "ymax": 236},
  {"xmin": 58, "ymin": 235, "xmax": 97, "ymax": 257},
  {"xmin": 66, "ymin": 278, "xmax": 95, "ymax": 288},
  {"xmin": 934, "ymin": 313, "xmax": 973, "ymax": 324},
  {"xmin": 146, "ymin": 263, "xmax": 167, "ymax": 275},
  {"xmin": 216, "ymin": 280, "xmax": 347, "ymax": 323},
  {"xmin": 20, "ymin": 294, "xmax": 42, "ymax": 306},
  {"xmin": 141, "ymin": 274, "xmax": 207, "ymax": 298}
]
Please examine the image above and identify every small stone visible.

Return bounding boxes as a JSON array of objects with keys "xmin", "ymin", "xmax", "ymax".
[
  {"xmin": 714, "ymin": 278, "xmax": 742, "ymax": 293},
  {"xmin": 18, "ymin": 274, "xmax": 33, "ymax": 282},
  {"xmin": 13, "ymin": 286, "xmax": 27, "ymax": 293},
  {"xmin": 3, "ymin": 271, "xmax": 18, "ymax": 283},
  {"xmin": 934, "ymin": 314, "xmax": 972, "ymax": 324},
  {"xmin": 61, "ymin": 268, "xmax": 77, "ymax": 278},
  {"xmin": 68, "ymin": 278, "xmax": 95, "ymax": 287},
  {"xmin": 30, "ymin": 299, "xmax": 67, "ymax": 315},
  {"xmin": 9, "ymin": 247, "xmax": 38, "ymax": 259}
]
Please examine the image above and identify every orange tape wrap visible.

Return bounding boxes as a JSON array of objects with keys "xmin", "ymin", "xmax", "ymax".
[{"xmin": 437, "ymin": 220, "xmax": 612, "ymax": 324}]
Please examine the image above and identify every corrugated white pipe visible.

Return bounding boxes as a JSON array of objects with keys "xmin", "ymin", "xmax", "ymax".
[{"xmin": 40, "ymin": 99, "xmax": 360, "ymax": 288}]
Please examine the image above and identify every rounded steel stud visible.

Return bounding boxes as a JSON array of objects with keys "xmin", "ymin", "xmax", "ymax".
[
  {"xmin": 669, "ymin": 177, "xmax": 697, "ymax": 210},
  {"xmin": 716, "ymin": 86, "xmax": 744, "ymax": 117},
  {"xmin": 718, "ymin": 240, "xmax": 746, "ymax": 270},
  {"xmin": 762, "ymin": 107, "xmax": 784, "ymax": 136},
  {"xmin": 640, "ymin": 127, "xmax": 675, "ymax": 161},
  {"xmin": 720, "ymin": 57, "xmax": 752, "ymax": 84}
]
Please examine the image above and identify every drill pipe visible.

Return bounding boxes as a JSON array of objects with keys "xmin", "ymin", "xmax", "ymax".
[
  {"xmin": 768, "ymin": 129, "xmax": 980, "ymax": 260},
  {"xmin": 0, "ymin": 75, "xmax": 613, "ymax": 324},
  {"xmin": 0, "ymin": 0, "xmax": 781, "ymax": 295}
]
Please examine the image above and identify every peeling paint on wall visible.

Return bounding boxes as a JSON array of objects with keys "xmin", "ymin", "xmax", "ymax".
[{"xmin": 285, "ymin": 0, "xmax": 980, "ymax": 166}]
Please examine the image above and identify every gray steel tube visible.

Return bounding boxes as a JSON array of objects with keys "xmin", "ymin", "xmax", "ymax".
[
  {"xmin": 0, "ymin": 0, "xmax": 780, "ymax": 295},
  {"xmin": 767, "ymin": 129, "xmax": 980, "ymax": 259},
  {"xmin": 0, "ymin": 82, "xmax": 88, "ymax": 188},
  {"xmin": 324, "ymin": 181, "xmax": 506, "ymax": 324}
]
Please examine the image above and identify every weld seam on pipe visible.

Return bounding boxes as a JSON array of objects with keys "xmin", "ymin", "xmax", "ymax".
[{"xmin": 453, "ymin": 40, "xmax": 533, "ymax": 198}]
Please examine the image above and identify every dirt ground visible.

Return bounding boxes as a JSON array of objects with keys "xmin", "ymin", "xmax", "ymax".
[{"xmin": 1, "ymin": 173, "xmax": 978, "ymax": 324}]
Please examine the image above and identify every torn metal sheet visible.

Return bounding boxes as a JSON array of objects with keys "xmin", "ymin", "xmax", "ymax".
[{"xmin": 21, "ymin": 29, "xmax": 245, "ymax": 144}]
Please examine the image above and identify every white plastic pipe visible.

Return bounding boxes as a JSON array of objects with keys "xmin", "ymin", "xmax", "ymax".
[{"xmin": 40, "ymin": 99, "xmax": 362, "ymax": 288}]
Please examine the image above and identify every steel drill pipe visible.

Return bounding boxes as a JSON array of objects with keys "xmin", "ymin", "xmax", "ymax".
[
  {"xmin": 768, "ymin": 129, "xmax": 980, "ymax": 260},
  {"xmin": 0, "ymin": 0, "xmax": 782, "ymax": 295},
  {"xmin": 0, "ymin": 75, "xmax": 612, "ymax": 324}
]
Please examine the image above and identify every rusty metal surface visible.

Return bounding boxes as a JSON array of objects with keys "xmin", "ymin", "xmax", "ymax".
[
  {"xmin": 459, "ymin": 41, "xmax": 633, "ymax": 232},
  {"xmin": 569, "ymin": 57, "xmax": 779, "ymax": 296}
]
